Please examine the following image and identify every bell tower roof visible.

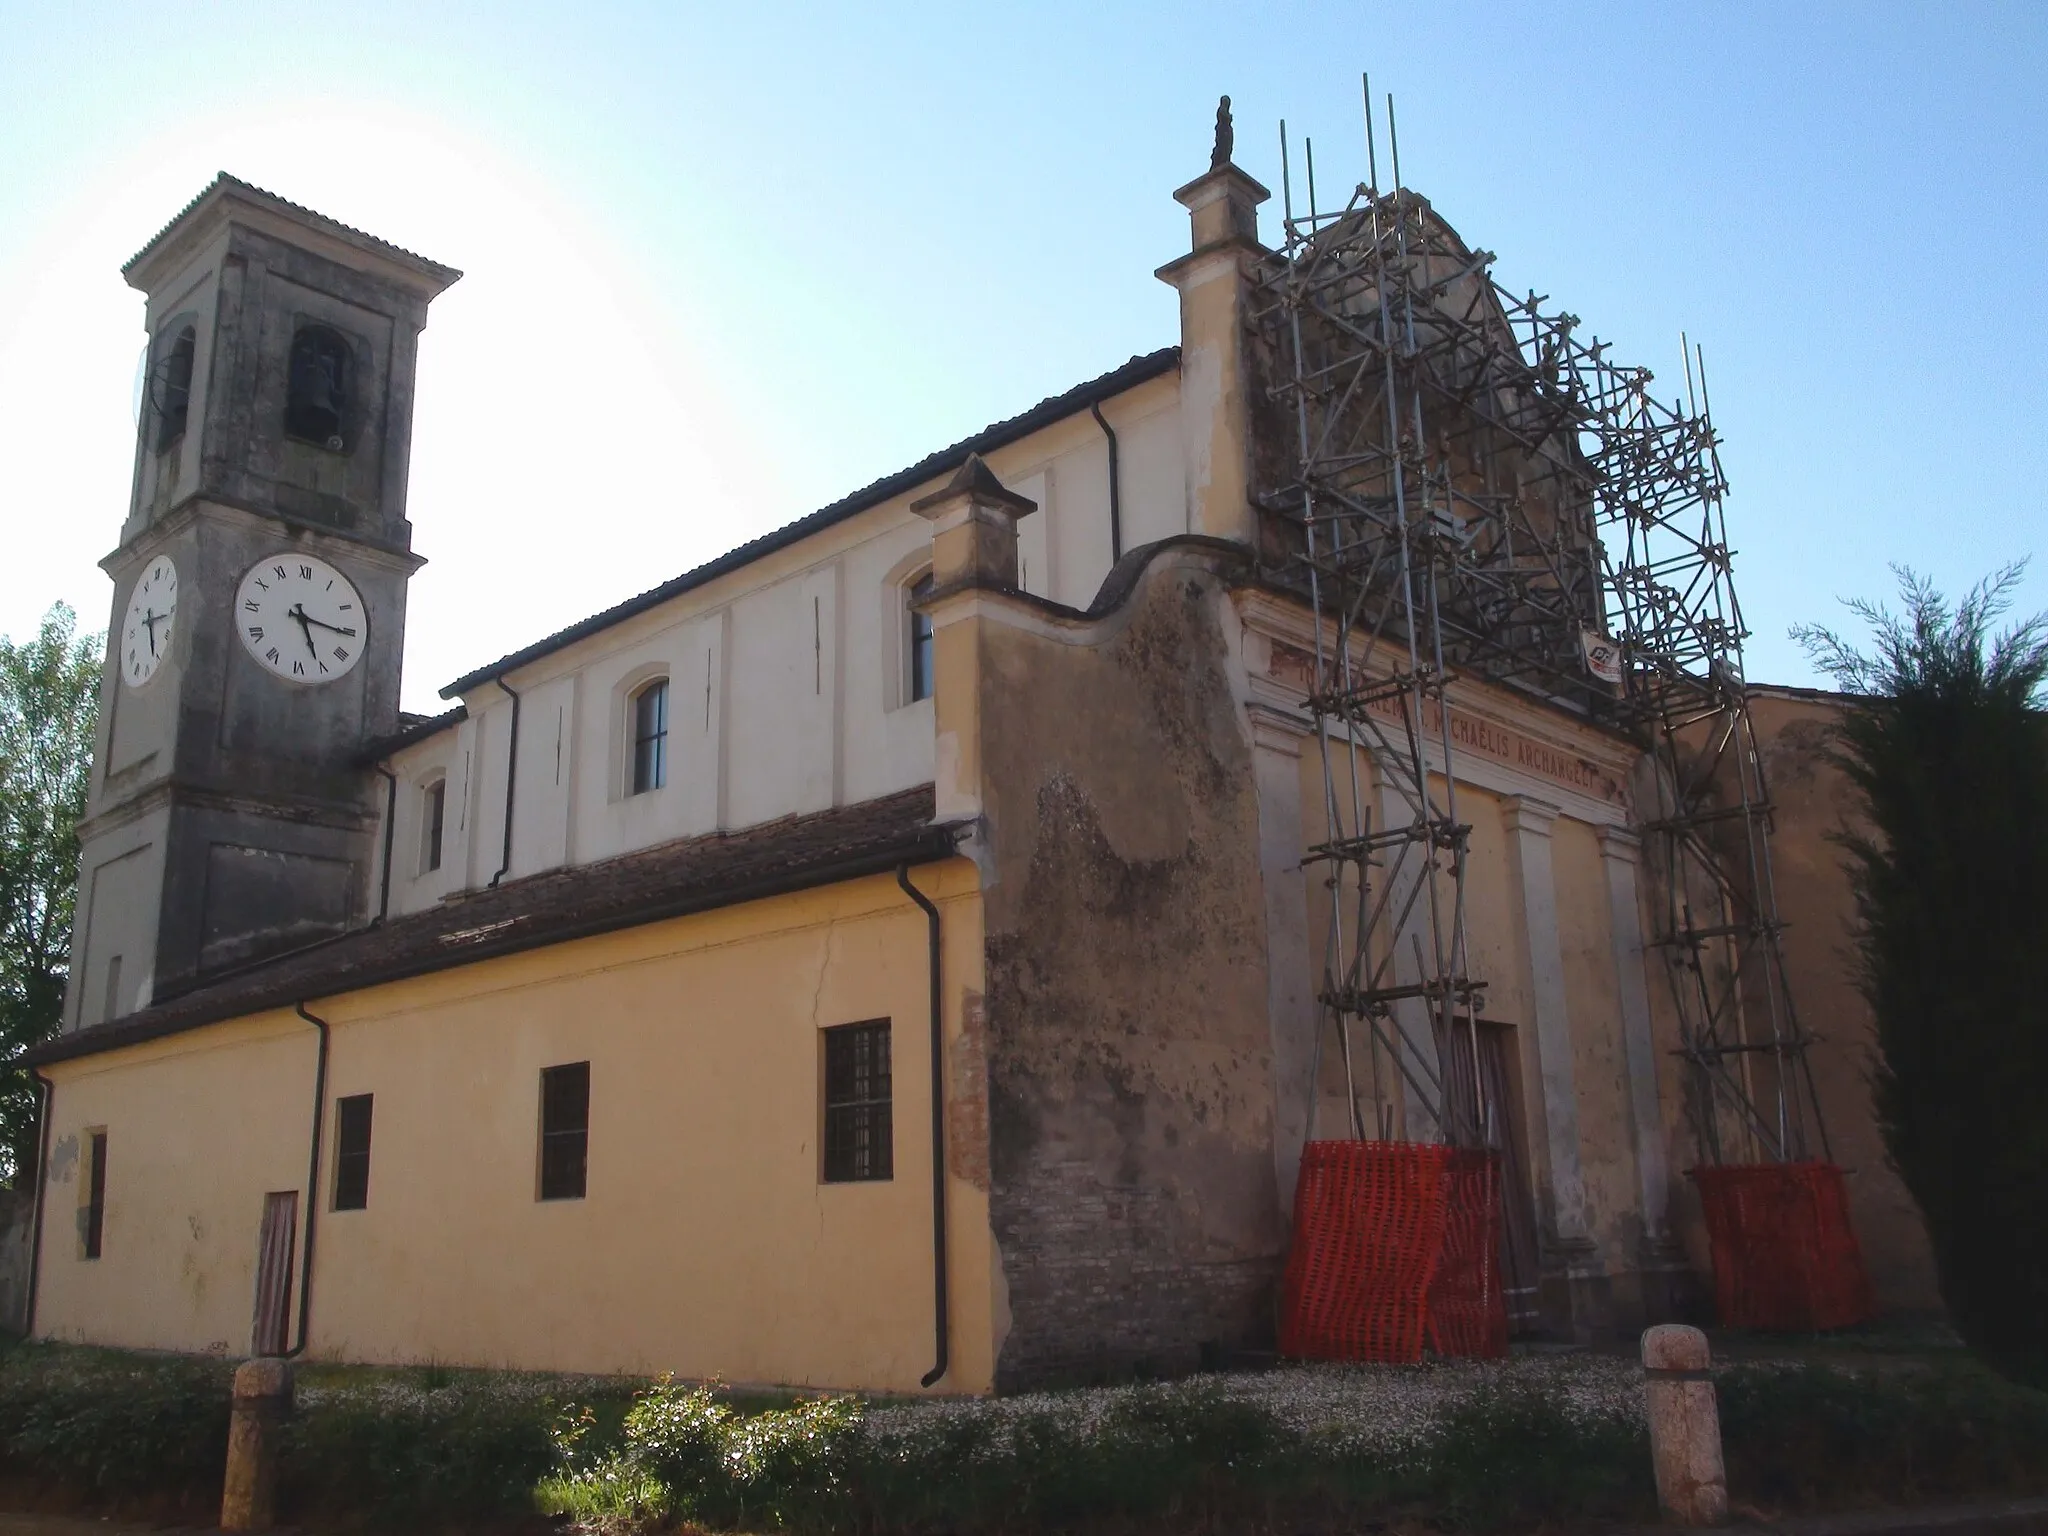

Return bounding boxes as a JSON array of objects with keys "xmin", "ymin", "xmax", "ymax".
[{"xmin": 122, "ymin": 172, "xmax": 462, "ymax": 299}]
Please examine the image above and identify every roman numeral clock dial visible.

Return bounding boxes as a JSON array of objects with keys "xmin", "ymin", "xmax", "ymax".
[
  {"xmin": 120, "ymin": 555, "xmax": 179, "ymax": 688},
  {"xmin": 235, "ymin": 554, "xmax": 366, "ymax": 684}
]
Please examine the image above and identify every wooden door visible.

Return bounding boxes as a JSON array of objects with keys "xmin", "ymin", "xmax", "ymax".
[{"xmin": 251, "ymin": 1192, "xmax": 298, "ymax": 1357}]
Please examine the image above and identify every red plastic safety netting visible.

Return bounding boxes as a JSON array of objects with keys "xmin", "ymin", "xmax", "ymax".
[
  {"xmin": 1280, "ymin": 1140, "xmax": 1507, "ymax": 1362},
  {"xmin": 1691, "ymin": 1161, "xmax": 1875, "ymax": 1331}
]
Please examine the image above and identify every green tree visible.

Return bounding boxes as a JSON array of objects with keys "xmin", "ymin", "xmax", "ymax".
[
  {"xmin": 1795, "ymin": 565, "xmax": 2048, "ymax": 1388},
  {"xmin": 0, "ymin": 604, "xmax": 102, "ymax": 1183}
]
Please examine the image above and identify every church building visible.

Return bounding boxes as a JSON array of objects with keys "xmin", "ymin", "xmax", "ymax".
[{"xmin": 23, "ymin": 120, "xmax": 1936, "ymax": 1392}]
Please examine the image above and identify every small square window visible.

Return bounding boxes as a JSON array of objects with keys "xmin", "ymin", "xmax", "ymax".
[
  {"xmin": 539, "ymin": 1062, "xmax": 590, "ymax": 1200},
  {"xmin": 823, "ymin": 1022, "xmax": 892, "ymax": 1183},
  {"xmin": 333, "ymin": 1094, "xmax": 373, "ymax": 1211}
]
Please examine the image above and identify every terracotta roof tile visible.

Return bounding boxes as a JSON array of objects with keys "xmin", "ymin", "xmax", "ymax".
[{"xmin": 31, "ymin": 786, "xmax": 957, "ymax": 1067}]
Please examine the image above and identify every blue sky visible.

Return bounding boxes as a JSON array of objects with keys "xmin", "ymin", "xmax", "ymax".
[{"xmin": 1, "ymin": 1, "xmax": 2041, "ymax": 710}]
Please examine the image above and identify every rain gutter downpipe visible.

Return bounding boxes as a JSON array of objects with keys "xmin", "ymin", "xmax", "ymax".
[
  {"xmin": 1090, "ymin": 400, "xmax": 1123, "ymax": 562},
  {"xmin": 286, "ymin": 1003, "xmax": 331, "ymax": 1358},
  {"xmin": 22, "ymin": 1069, "xmax": 53, "ymax": 1337},
  {"xmin": 372, "ymin": 762, "xmax": 398, "ymax": 922},
  {"xmin": 490, "ymin": 678, "xmax": 521, "ymax": 889},
  {"xmin": 896, "ymin": 863, "xmax": 947, "ymax": 1388}
]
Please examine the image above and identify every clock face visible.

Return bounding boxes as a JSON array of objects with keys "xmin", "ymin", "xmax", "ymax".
[
  {"xmin": 236, "ymin": 553, "xmax": 367, "ymax": 685},
  {"xmin": 120, "ymin": 556, "xmax": 179, "ymax": 688}
]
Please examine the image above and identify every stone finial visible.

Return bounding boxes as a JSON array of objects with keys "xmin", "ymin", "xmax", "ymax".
[
  {"xmin": 1211, "ymin": 95, "xmax": 1234, "ymax": 169},
  {"xmin": 1641, "ymin": 1325, "xmax": 1727, "ymax": 1526},
  {"xmin": 910, "ymin": 453, "xmax": 1036, "ymax": 593}
]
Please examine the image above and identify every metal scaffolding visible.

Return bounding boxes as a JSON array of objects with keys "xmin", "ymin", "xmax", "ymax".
[{"xmin": 1250, "ymin": 86, "xmax": 1828, "ymax": 1169}]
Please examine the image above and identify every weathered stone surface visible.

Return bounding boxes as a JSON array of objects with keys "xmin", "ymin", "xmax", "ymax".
[
  {"xmin": 977, "ymin": 543, "xmax": 1282, "ymax": 1387},
  {"xmin": 1642, "ymin": 1324, "xmax": 1726, "ymax": 1527},
  {"xmin": 221, "ymin": 1357, "xmax": 293, "ymax": 1532}
]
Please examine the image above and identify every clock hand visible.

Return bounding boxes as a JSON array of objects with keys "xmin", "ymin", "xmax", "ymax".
[
  {"xmin": 140, "ymin": 609, "xmax": 162, "ymax": 656},
  {"xmin": 288, "ymin": 603, "xmax": 319, "ymax": 660},
  {"xmin": 294, "ymin": 612, "xmax": 360, "ymax": 638}
]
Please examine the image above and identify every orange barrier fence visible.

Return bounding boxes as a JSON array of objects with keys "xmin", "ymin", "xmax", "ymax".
[
  {"xmin": 1691, "ymin": 1161, "xmax": 1875, "ymax": 1331},
  {"xmin": 1426, "ymin": 1148, "xmax": 1509, "ymax": 1359},
  {"xmin": 1280, "ymin": 1140, "xmax": 1507, "ymax": 1362}
]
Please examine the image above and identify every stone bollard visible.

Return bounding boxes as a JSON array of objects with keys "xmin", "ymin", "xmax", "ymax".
[
  {"xmin": 1642, "ymin": 1324, "xmax": 1727, "ymax": 1527},
  {"xmin": 221, "ymin": 1357, "xmax": 293, "ymax": 1532}
]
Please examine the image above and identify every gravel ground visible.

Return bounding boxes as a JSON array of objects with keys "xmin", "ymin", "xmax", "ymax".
[{"xmin": 867, "ymin": 1354, "xmax": 1650, "ymax": 1455}]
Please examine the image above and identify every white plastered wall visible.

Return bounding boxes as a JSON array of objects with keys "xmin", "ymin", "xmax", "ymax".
[{"xmin": 376, "ymin": 371, "xmax": 1186, "ymax": 915}]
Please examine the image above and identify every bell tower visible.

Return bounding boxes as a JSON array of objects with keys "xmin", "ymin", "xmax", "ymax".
[{"xmin": 65, "ymin": 175, "xmax": 460, "ymax": 1030}]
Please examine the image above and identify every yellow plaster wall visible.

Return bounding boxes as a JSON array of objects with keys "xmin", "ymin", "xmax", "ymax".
[
  {"xmin": 36, "ymin": 864, "xmax": 997, "ymax": 1392},
  {"xmin": 1550, "ymin": 815, "xmax": 1640, "ymax": 1265},
  {"xmin": 1749, "ymin": 691, "xmax": 1939, "ymax": 1311}
]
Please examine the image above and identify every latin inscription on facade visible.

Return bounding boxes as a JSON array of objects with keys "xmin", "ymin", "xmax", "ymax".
[{"xmin": 1265, "ymin": 641, "xmax": 1629, "ymax": 807}]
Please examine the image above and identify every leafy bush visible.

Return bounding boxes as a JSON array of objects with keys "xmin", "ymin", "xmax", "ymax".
[
  {"xmin": 558, "ymin": 1370, "xmax": 1656, "ymax": 1534},
  {"xmin": 1720, "ymin": 1360, "xmax": 2048, "ymax": 1509},
  {"xmin": 0, "ymin": 1345, "xmax": 230, "ymax": 1504},
  {"xmin": 1417, "ymin": 1382, "xmax": 1651, "ymax": 1530},
  {"xmin": 279, "ymin": 1378, "xmax": 566, "ymax": 1519}
]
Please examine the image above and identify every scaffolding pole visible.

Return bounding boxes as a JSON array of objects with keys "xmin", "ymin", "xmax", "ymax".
[{"xmin": 1251, "ymin": 83, "xmax": 1828, "ymax": 1172}]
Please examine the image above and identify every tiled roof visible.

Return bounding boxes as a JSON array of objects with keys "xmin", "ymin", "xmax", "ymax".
[
  {"xmin": 439, "ymin": 346, "xmax": 1180, "ymax": 698},
  {"xmin": 30, "ymin": 787, "xmax": 958, "ymax": 1067},
  {"xmin": 123, "ymin": 172, "xmax": 461, "ymax": 287}
]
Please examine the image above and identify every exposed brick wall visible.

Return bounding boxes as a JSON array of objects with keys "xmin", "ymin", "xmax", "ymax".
[{"xmin": 977, "ymin": 545, "xmax": 1284, "ymax": 1389}]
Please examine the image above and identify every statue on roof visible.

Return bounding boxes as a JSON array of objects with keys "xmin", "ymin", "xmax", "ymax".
[{"xmin": 1211, "ymin": 95, "xmax": 1233, "ymax": 169}]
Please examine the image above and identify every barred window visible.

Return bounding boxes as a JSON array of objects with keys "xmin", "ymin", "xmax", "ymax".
[
  {"xmin": 630, "ymin": 679, "xmax": 668, "ymax": 795},
  {"xmin": 822, "ymin": 1021, "xmax": 892, "ymax": 1183},
  {"xmin": 333, "ymin": 1094, "xmax": 373, "ymax": 1211},
  {"xmin": 539, "ymin": 1061, "xmax": 589, "ymax": 1201}
]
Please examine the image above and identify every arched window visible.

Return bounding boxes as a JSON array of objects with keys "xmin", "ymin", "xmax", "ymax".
[
  {"xmin": 285, "ymin": 325, "xmax": 350, "ymax": 448},
  {"xmin": 153, "ymin": 324, "xmax": 195, "ymax": 453},
  {"xmin": 630, "ymin": 678, "xmax": 669, "ymax": 795},
  {"xmin": 907, "ymin": 573, "xmax": 935, "ymax": 703}
]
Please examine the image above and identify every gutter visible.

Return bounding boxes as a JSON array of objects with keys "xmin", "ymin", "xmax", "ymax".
[
  {"xmin": 896, "ymin": 864, "xmax": 948, "ymax": 1389},
  {"xmin": 490, "ymin": 678, "xmax": 520, "ymax": 889},
  {"xmin": 22, "ymin": 1070, "xmax": 52, "ymax": 1337},
  {"xmin": 1090, "ymin": 401, "xmax": 1124, "ymax": 562},
  {"xmin": 285, "ymin": 1004, "xmax": 330, "ymax": 1358},
  {"xmin": 372, "ymin": 763, "xmax": 398, "ymax": 923}
]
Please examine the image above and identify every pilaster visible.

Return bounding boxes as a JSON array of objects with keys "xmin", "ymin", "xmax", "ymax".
[
  {"xmin": 1598, "ymin": 824, "xmax": 1691, "ymax": 1324},
  {"xmin": 1504, "ymin": 794, "xmax": 1609, "ymax": 1337},
  {"xmin": 1156, "ymin": 151, "xmax": 1269, "ymax": 548},
  {"xmin": 911, "ymin": 455, "xmax": 1036, "ymax": 825},
  {"xmin": 1247, "ymin": 704, "xmax": 1316, "ymax": 1212}
]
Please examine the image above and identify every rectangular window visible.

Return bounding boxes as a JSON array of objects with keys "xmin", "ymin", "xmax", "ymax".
[
  {"xmin": 823, "ymin": 1021, "xmax": 892, "ymax": 1183},
  {"xmin": 908, "ymin": 575, "xmax": 935, "ymax": 703},
  {"xmin": 422, "ymin": 780, "xmax": 446, "ymax": 873},
  {"xmin": 538, "ymin": 1061, "xmax": 589, "ymax": 1200},
  {"xmin": 333, "ymin": 1094, "xmax": 373, "ymax": 1210},
  {"xmin": 631, "ymin": 681, "xmax": 668, "ymax": 794},
  {"xmin": 82, "ymin": 1130, "xmax": 108, "ymax": 1259}
]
